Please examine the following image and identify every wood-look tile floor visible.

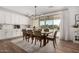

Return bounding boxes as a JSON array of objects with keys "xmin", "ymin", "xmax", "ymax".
[
  {"xmin": 0, "ymin": 40, "xmax": 26, "ymax": 53},
  {"xmin": 0, "ymin": 37, "xmax": 79, "ymax": 53}
]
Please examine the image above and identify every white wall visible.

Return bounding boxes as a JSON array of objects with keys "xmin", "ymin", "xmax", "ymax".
[
  {"xmin": 68, "ymin": 7, "xmax": 79, "ymax": 41},
  {"xmin": 60, "ymin": 7, "xmax": 79, "ymax": 41},
  {"xmin": 0, "ymin": 8, "xmax": 32, "ymax": 40}
]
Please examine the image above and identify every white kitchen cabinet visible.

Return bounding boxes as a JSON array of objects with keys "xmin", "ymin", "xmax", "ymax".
[
  {"xmin": 11, "ymin": 14, "xmax": 15, "ymax": 24},
  {"xmin": 5, "ymin": 12, "xmax": 11, "ymax": 24},
  {"xmin": 18, "ymin": 15, "xmax": 22, "ymax": 24},
  {"xmin": 0, "ymin": 9, "xmax": 31, "ymax": 40},
  {"xmin": 11, "ymin": 14, "xmax": 17, "ymax": 24},
  {"xmin": 0, "ymin": 30, "xmax": 6, "ymax": 39},
  {"xmin": 0, "ymin": 11, "xmax": 5, "ymax": 24}
]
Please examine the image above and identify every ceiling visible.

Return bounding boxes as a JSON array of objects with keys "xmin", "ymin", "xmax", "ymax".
[{"xmin": 1, "ymin": 6, "xmax": 67, "ymax": 17}]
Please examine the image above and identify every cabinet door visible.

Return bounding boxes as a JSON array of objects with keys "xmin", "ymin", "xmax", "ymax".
[
  {"xmin": 19, "ymin": 16, "xmax": 24, "ymax": 25},
  {"xmin": 6, "ymin": 30, "xmax": 13, "ymax": 38},
  {"xmin": 5, "ymin": 12, "xmax": 11, "ymax": 24},
  {"xmin": 0, "ymin": 30, "xmax": 6, "ymax": 40},
  {"xmin": 5, "ymin": 25, "xmax": 13, "ymax": 38},
  {"xmin": 0, "ymin": 11, "xmax": 5, "ymax": 24},
  {"xmin": 11, "ymin": 14, "xmax": 17, "ymax": 24}
]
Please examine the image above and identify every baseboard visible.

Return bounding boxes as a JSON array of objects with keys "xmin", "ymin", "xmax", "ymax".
[{"xmin": 61, "ymin": 39, "xmax": 73, "ymax": 42}]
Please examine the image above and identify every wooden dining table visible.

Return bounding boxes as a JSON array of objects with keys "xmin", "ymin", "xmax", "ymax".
[{"xmin": 25, "ymin": 29, "xmax": 53, "ymax": 47}]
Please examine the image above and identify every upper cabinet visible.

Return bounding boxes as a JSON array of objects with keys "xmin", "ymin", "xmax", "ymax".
[
  {"xmin": 0, "ymin": 10, "xmax": 6, "ymax": 24},
  {"xmin": 0, "ymin": 9, "xmax": 31, "ymax": 25},
  {"xmin": 5, "ymin": 12, "xmax": 11, "ymax": 24}
]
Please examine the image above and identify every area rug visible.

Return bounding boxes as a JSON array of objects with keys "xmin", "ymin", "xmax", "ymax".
[{"xmin": 11, "ymin": 38, "xmax": 56, "ymax": 53}]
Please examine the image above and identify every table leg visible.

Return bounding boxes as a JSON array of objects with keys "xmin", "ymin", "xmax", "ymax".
[{"xmin": 43, "ymin": 35, "xmax": 46, "ymax": 46}]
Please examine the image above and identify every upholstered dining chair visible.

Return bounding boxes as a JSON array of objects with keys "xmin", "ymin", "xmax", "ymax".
[
  {"xmin": 26, "ymin": 30, "xmax": 33, "ymax": 42},
  {"xmin": 44, "ymin": 28, "xmax": 49, "ymax": 32},
  {"xmin": 46, "ymin": 30, "xmax": 58, "ymax": 48},
  {"xmin": 22, "ymin": 29, "xmax": 27, "ymax": 40},
  {"xmin": 38, "ymin": 29, "xmax": 42, "ymax": 32},
  {"xmin": 33, "ymin": 30, "xmax": 44, "ymax": 47}
]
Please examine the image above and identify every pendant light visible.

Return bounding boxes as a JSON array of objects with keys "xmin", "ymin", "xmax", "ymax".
[{"xmin": 34, "ymin": 6, "xmax": 37, "ymax": 20}]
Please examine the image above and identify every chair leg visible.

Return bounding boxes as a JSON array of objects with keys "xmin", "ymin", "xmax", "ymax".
[
  {"xmin": 53, "ymin": 40, "xmax": 56, "ymax": 48},
  {"xmin": 43, "ymin": 39, "xmax": 46, "ymax": 46},
  {"xmin": 31, "ymin": 37, "xmax": 34, "ymax": 44},
  {"xmin": 28, "ymin": 36, "xmax": 30, "ymax": 42},
  {"xmin": 46, "ymin": 39, "xmax": 49, "ymax": 43},
  {"xmin": 54, "ymin": 39, "xmax": 57, "ymax": 45},
  {"xmin": 40, "ymin": 40, "xmax": 42, "ymax": 47},
  {"xmin": 35, "ymin": 38, "xmax": 36, "ymax": 45}
]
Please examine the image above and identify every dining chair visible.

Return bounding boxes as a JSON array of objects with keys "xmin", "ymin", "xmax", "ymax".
[
  {"xmin": 26, "ymin": 30, "xmax": 33, "ymax": 42},
  {"xmin": 33, "ymin": 30, "xmax": 44, "ymax": 47},
  {"xmin": 44, "ymin": 28, "xmax": 49, "ymax": 32},
  {"xmin": 22, "ymin": 29, "xmax": 27, "ymax": 40},
  {"xmin": 38, "ymin": 29, "xmax": 42, "ymax": 32},
  {"xmin": 46, "ymin": 30, "xmax": 58, "ymax": 48}
]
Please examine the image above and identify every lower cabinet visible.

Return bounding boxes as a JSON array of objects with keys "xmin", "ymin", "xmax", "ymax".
[
  {"xmin": 0, "ymin": 29, "xmax": 22, "ymax": 40},
  {"xmin": 0, "ymin": 30, "xmax": 6, "ymax": 39}
]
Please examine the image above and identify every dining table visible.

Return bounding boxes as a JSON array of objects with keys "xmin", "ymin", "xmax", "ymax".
[{"xmin": 25, "ymin": 29, "xmax": 53, "ymax": 47}]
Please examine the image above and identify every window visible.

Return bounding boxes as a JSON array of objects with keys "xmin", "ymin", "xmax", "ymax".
[
  {"xmin": 46, "ymin": 20, "xmax": 53, "ymax": 25},
  {"xmin": 39, "ymin": 15, "xmax": 61, "ymax": 29}
]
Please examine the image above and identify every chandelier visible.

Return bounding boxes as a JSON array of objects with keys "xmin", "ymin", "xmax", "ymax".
[{"xmin": 34, "ymin": 6, "xmax": 37, "ymax": 20}]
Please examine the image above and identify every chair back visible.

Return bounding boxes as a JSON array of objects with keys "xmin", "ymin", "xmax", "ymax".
[
  {"xmin": 22, "ymin": 29, "xmax": 26, "ymax": 32},
  {"xmin": 22, "ymin": 29, "xmax": 26, "ymax": 34},
  {"xmin": 27, "ymin": 30, "xmax": 33, "ymax": 35},
  {"xmin": 53, "ymin": 30, "xmax": 58, "ymax": 38},
  {"xmin": 34, "ymin": 30, "xmax": 41, "ymax": 36},
  {"xmin": 38, "ymin": 29, "xmax": 42, "ymax": 32},
  {"xmin": 22, "ymin": 29, "xmax": 27, "ymax": 36},
  {"xmin": 44, "ymin": 28, "xmax": 49, "ymax": 32}
]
